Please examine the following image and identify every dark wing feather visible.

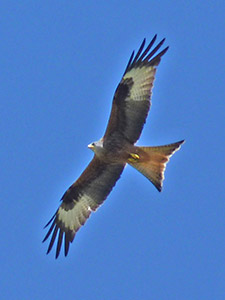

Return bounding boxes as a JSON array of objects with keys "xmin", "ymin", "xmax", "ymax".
[
  {"xmin": 43, "ymin": 156, "xmax": 124, "ymax": 258},
  {"xmin": 103, "ymin": 35, "xmax": 168, "ymax": 148}
]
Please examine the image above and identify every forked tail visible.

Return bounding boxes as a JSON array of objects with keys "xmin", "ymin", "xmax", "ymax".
[{"xmin": 127, "ymin": 140, "xmax": 184, "ymax": 191}]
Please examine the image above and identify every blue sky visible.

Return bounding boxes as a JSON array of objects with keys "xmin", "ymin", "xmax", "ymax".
[{"xmin": 1, "ymin": 1, "xmax": 225, "ymax": 299}]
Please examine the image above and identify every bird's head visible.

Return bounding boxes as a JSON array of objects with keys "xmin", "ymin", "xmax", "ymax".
[{"xmin": 88, "ymin": 138, "xmax": 104, "ymax": 155}]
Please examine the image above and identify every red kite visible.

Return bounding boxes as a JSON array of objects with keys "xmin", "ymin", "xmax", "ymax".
[{"xmin": 43, "ymin": 35, "xmax": 184, "ymax": 258}]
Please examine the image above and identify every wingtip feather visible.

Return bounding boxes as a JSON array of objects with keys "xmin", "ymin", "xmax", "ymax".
[
  {"xmin": 55, "ymin": 230, "xmax": 63, "ymax": 259},
  {"xmin": 124, "ymin": 35, "xmax": 168, "ymax": 74}
]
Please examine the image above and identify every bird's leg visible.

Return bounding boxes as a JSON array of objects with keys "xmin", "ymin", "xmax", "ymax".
[{"xmin": 127, "ymin": 153, "xmax": 140, "ymax": 163}]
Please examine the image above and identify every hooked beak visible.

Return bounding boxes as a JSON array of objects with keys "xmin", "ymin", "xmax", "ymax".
[{"xmin": 88, "ymin": 143, "xmax": 94, "ymax": 149}]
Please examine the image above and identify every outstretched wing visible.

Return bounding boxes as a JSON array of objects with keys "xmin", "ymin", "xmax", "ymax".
[
  {"xmin": 43, "ymin": 157, "xmax": 124, "ymax": 258},
  {"xmin": 103, "ymin": 35, "xmax": 168, "ymax": 149}
]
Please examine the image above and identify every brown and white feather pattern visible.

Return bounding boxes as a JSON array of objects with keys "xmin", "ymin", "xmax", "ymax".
[
  {"xmin": 43, "ymin": 157, "xmax": 124, "ymax": 258},
  {"xmin": 103, "ymin": 36, "xmax": 168, "ymax": 146},
  {"xmin": 123, "ymin": 65, "xmax": 156, "ymax": 102},
  {"xmin": 120, "ymin": 66, "xmax": 156, "ymax": 143}
]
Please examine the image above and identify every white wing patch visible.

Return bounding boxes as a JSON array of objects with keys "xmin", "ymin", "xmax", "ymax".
[
  {"xmin": 123, "ymin": 66, "xmax": 156, "ymax": 101},
  {"xmin": 57, "ymin": 193, "xmax": 98, "ymax": 232}
]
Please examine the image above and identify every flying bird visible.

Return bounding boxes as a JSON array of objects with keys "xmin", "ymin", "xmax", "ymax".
[{"xmin": 43, "ymin": 35, "xmax": 184, "ymax": 258}]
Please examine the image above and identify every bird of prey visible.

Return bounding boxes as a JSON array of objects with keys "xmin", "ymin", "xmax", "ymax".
[{"xmin": 43, "ymin": 35, "xmax": 184, "ymax": 258}]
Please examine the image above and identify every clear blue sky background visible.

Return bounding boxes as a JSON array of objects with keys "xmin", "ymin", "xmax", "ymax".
[{"xmin": 1, "ymin": 1, "xmax": 224, "ymax": 299}]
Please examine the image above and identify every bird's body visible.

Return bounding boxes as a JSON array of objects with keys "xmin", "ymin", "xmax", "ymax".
[
  {"xmin": 43, "ymin": 35, "xmax": 184, "ymax": 258},
  {"xmin": 89, "ymin": 139, "xmax": 138, "ymax": 163}
]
